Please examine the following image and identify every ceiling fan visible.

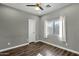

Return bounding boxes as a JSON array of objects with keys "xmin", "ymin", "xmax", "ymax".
[{"xmin": 26, "ymin": 3, "xmax": 44, "ymax": 10}]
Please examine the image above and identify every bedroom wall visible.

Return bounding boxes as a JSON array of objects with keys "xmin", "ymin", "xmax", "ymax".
[
  {"xmin": 0, "ymin": 4, "xmax": 39, "ymax": 50},
  {"xmin": 1, "ymin": 3, "xmax": 79, "ymax": 53},
  {"xmin": 39, "ymin": 4, "xmax": 79, "ymax": 52}
]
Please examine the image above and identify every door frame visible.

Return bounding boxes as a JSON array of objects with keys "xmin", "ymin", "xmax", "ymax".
[{"xmin": 28, "ymin": 19, "xmax": 36, "ymax": 43}]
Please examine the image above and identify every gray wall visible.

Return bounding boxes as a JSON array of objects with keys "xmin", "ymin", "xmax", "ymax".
[
  {"xmin": 1, "ymin": 3, "xmax": 79, "ymax": 53},
  {"xmin": 40, "ymin": 4, "xmax": 79, "ymax": 52},
  {"xmin": 0, "ymin": 4, "xmax": 39, "ymax": 50}
]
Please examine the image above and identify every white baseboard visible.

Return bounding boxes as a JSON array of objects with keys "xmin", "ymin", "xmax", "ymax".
[
  {"xmin": 0, "ymin": 43, "xmax": 29, "ymax": 52},
  {"xmin": 0, "ymin": 40, "xmax": 79, "ymax": 55},
  {"xmin": 37, "ymin": 40, "xmax": 79, "ymax": 55},
  {"xmin": 0, "ymin": 41, "xmax": 37, "ymax": 52}
]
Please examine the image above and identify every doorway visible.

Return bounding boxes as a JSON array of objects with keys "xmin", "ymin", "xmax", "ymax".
[{"xmin": 28, "ymin": 19, "xmax": 36, "ymax": 43}]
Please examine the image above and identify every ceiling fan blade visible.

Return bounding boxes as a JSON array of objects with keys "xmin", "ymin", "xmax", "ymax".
[
  {"xmin": 38, "ymin": 6, "xmax": 44, "ymax": 10},
  {"xmin": 26, "ymin": 5, "xmax": 36, "ymax": 6}
]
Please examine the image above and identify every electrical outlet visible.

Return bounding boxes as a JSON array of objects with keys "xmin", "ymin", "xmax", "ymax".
[{"xmin": 8, "ymin": 43, "xmax": 11, "ymax": 45}]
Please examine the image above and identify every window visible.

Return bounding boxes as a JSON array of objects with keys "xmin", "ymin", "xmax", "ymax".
[{"xmin": 44, "ymin": 16, "xmax": 66, "ymax": 41}]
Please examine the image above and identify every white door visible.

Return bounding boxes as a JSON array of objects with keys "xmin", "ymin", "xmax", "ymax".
[{"xmin": 28, "ymin": 19, "xmax": 36, "ymax": 42}]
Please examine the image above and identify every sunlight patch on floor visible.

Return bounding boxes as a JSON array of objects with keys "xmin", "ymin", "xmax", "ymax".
[{"xmin": 37, "ymin": 53, "xmax": 43, "ymax": 56}]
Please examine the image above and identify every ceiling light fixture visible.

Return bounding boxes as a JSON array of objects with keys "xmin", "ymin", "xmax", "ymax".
[{"xmin": 35, "ymin": 7, "xmax": 40, "ymax": 10}]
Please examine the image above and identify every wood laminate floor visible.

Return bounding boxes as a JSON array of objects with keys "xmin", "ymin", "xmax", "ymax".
[{"xmin": 0, "ymin": 41, "xmax": 79, "ymax": 56}]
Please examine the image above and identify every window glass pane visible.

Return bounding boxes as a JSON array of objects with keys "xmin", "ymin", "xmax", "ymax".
[
  {"xmin": 44, "ymin": 16, "xmax": 66, "ymax": 42},
  {"xmin": 53, "ymin": 20, "xmax": 59, "ymax": 36},
  {"xmin": 44, "ymin": 17, "xmax": 63, "ymax": 39}
]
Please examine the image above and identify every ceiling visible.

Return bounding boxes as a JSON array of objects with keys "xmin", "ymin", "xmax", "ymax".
[{"xmin": 3, "ymin": 3, "xmax": 71, "ymax": 16}]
